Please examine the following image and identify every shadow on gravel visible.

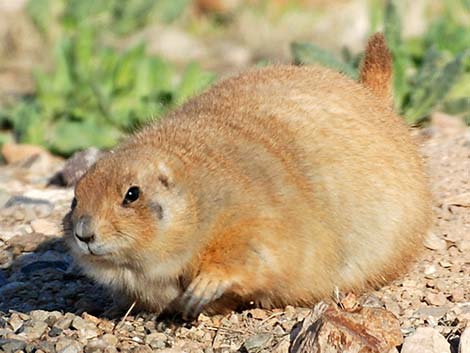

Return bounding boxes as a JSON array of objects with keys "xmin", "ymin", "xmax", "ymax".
[
  {"xmin": 0, "ymin": 238, "xmax": 114, "ymax": 318},
  {"xmin": 0, "ymin": 237, "xmax": 192, "ymax": 328}
]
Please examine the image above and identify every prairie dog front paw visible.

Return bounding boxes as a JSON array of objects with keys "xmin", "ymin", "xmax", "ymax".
[{"xmin": 180, "ymin": 273, "xmax": 233, "ymax": 320}]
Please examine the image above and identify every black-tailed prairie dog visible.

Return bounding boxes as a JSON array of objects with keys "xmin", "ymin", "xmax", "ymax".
[{"xmin": 64, "ymin": 33, "xmax": 432, "ymax": 318}]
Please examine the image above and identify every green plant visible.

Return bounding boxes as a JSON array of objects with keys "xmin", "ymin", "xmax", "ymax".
[
  {"xmin": 291, "ymin": 0, "xmax": 470, "ymax": 124},
  {"xmin": 0, "ymin": 30, "xmax": 214, "ymax": 156},
  {"xmin": 0, "ymin": 0, "xmax": 214, "ymax": 156},
  {"xmin": 27, "ymin": 0, "xmax": 191, "ymax": 36}
]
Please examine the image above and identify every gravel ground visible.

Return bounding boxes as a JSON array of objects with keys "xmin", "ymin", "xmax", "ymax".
[{"xmin": 0, "ymin": 113, "xmax": 468, "ymax": 352}]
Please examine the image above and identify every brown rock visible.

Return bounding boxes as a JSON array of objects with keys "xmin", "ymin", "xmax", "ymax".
[
  {"xmin": 341, "ymin": 292, "xmax": 360, "ymax": 312},
  {"xmin": 248, "ymin": 308, "xmax": 268, "ymax": 320},
  {"xmin": 425, "ymin": 292, "xmax": 448, "ymax": 306},
  {"xmin": 451, "ymin": 288, "xmax": 465, "ymax": 302},
  {"xmin": 30, "ymin": 219, "xmax": 60, "ymax": 236},
  {"xmin": 1, "ymin": 143, "xmax": 46, "ymax": 164},
  {"xmin": 7, "ymin": 232, "xmax": 48, "ymax": 252},
  {"xmin": 290, "ymin": 302, "xmax": 402, "ymax": 353},
  {"xmin": 401, "ymin": 327, "xmax": 450, "ymax": 353},
  {"xmin": 424, "ymin": 232, "xmax": 447, "ymax": 251}
]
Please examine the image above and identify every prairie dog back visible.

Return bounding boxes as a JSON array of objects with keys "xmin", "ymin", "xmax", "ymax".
[{"xmin": 67, "ymin": 34, "xmax": 431, "ymax": 317}]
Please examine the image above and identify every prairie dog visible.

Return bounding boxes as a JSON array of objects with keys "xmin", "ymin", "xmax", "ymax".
[{"xmin": 64, "ymin": 33, "xmax": 431, "ymax": 318}]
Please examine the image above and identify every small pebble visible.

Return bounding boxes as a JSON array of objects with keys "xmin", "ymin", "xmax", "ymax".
[
  {"xmin": 243, "ymin": 333, "xmax": 273, "ymax": 351},
  {"xmin": 30, "ymin": 219, "xmax": 60, "ymax": 236}
]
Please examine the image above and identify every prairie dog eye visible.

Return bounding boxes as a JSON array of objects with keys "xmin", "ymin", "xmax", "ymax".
[{"xmin": 123, "ymin": 186, "xmax": 140, "ymax": 205}]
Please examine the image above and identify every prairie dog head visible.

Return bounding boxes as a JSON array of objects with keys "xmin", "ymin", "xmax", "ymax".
[{"xmin": 64, "ymin": 147, "xmax": 197, "ymax": 276}]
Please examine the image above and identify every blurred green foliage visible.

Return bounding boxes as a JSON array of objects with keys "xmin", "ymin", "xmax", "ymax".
[
  {"xmin": 27, "ymin": 0, "xmax": 191, "ymax": 36},
  {"xmin": 292, "ymin": 0, "xmax": 470, "ymax": 124},
  {"xmin": 0, "ymin": 0, "xmax": 213, "ymax": 156}
]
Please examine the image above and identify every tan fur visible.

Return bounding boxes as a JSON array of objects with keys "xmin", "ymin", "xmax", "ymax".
[
  {"xmin": 64, "ymin": 34, "xmax": 431, "ymax": 317},
  {"xmin": 360, "ymin": 32, "xmax": 393, "ymax": 105}
]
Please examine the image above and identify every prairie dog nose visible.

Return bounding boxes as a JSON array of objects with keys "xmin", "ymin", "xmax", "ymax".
[{"xmin": 74, "ymin": 215, "xmax": 95, "ymax": 243}]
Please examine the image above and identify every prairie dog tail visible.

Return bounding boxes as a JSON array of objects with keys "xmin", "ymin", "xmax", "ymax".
[{"xmin": 359, "ymin": 33, "xmax": 393, "ymax": 106}]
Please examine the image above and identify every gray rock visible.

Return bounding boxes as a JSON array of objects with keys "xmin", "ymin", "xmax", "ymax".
[
  {"xmin": 0, "ymin": 250, "xmax": 13, "ymax": 269},
  {"xmin": 85, "ymin": 337, "xmax": 110, "ymax": 353},
  {"xmin": 53, "ymin": 314, "xmax": 74, "ymax": 330},
  {"xmin": 147, "ymin": 332, "xmax": 167, "ymax": 349},
  {"xmin": 56, "ymin": 338, "xmax": 83, "ymax": 353},
  {"xmin": 48, "ymin": 325, "xmax": 63, "ymax": 337},
  {"xmin": 4, "ymin": 195, "xmax": 53, "ymax": 208},
  {"xmin": 416, "ymin": 306, "xmax": 450, "ymax": 319},
  {"xmin": 0, "ymin": 338, "xmax": 27, "ymax": 353},
  {"xmin": 20, "ymin": 320, "xmax": 48, "ymax": 339},
  {"xmin": 149, "ymin": 338, "xmax": 167, "ymax": 349},
  {"xmin": 35, "ymin": 341, "xmax": 56, "ymax": 352},
  {"xmin": 71, "ymin": 316, "xmax": 100, "ymax": 339},
  {"xmin": 243, "ymin": 333, "xmax": 273, "ymax": 352},
  {"xmin": 61, "ymin": 148, "xmax": 104, "ymax": 186},
  {"xmin": 29, "ymin": 310, "xmax": 54, "ymax": 322},
  {"xmin": 401, "ymin": 327, "xmax": 450, "ymax": 353}
]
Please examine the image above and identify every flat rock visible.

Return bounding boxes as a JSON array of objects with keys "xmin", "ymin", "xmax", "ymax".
[
  {"xmin": 401, "ymin": 327, "xmax": 450, "ymax": 353},
  {"xmin": 416, "ymin": 305, "xmax": 450, "ymax": 319},
  {"xmin": 290, "ymin": 302, "xmax": 402, "ymax": 353},
  {"xmin": 20, "ymin": 320, "xmax": 48, "ymax": 340}
]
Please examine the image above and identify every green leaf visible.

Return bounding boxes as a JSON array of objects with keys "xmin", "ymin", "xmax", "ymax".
[
  {"xmin": 134, "ymin": 57, "xmax": 174, "ymax": 98},
  {"xmin": 113, "ymin": 44, "xmax": 146, "ymax": 93},
  {"xmin": 26, "ymin": 0, "xmax": 53, "ymax": 35},
  {"xmin": 176, "ymin": 63, "xmax": 215, "ymax": 105},
  {"xmin": 154, "ymin": 0, "xmax": 191, "ymax": 23},
  {"xmin": 384, "ymin": 0, "xmax": 409, "ymax": 111},
  {"xmin": 405, "ymin": 53, "xmax": 467, "ymax": 122},
  {"xmin": 291, "ymin": 42, "xmax": 357, "ymax": 78},
  {"xmin": 442, "ymin": 97, "xmax": 470, "ymax": 116},
  {"xmin": 10, "ymin": 102, "xmax": 48, "ymax": 146},
  {"xmin": 48, "ymin": 120, "xmax": 122, "ymax": 155}
]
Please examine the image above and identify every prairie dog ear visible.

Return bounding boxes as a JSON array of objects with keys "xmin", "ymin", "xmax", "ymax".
[{"xmin": 157, "ymin": 162, "xmax": 175, "ymax": 189}]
